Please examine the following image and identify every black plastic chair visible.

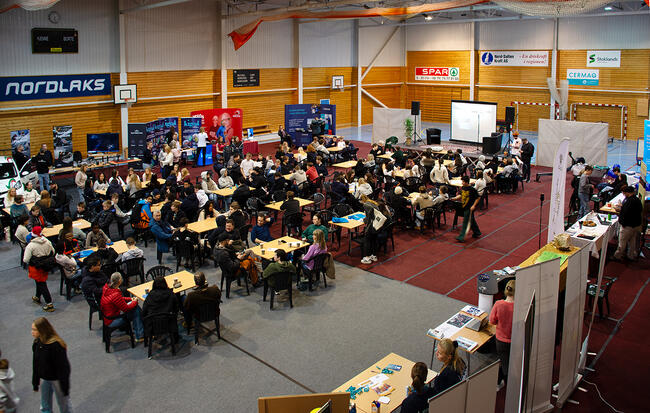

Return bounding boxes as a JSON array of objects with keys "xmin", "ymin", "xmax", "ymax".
[
  {"xmin": 246, "ymin": 197, "xmax": 263, "ymax": 224},
  {"xmin": 219, "ymin": 263, "xmax": 250, "ymax": 298},
  {"xmin": 102, "ymin": 313, "xmax": 135, "ymax": 353},
  {"xmin": 332, "ymin": 203, "xmax": 353, "ymax": 218},
  {"xmin": 303, "ymin": 193, "xmax": 325, "ymax": 219},
  {"xmin": 188, "ymin": 301, "xmax": 221, "ymax": 344},
  {"xmin": 238, "ymin": 224, "xmax": 252, "ymax": 247},
  {"xmin": 84, "ymin": 293, "xmax": 102, "ymax": 330},
  {"xmin": 263, "ymin": 271, "xmax": 294, "ymax": 310},
  {"xmin": 145, "ymin": 265, "xmax": 173, "ymax": 281},
  {"xmin": 319, "ymin": 210, "xmax": 340, "ymax": 247},
  {"xmin": 380, "ymin": 222, "xmax": 396, "ymax": 254},
  {"xmin": 175, "ymin": 239, "xmax": 197, "ymax": 272},
  {"xmin": 58, "ymin": 265, "xmax": 75, "ymax": 301},
  {"xmin": 272, "ymin": 190, "xmax": 287, "ymax": 203},
  {"xmin": 282, "ymin": 212, "xmax": 303, "ymax": 237},
  {"xmin": 587, "ymin": 276, "xmax": 617, "ymax": 319},
  {"xmin": 417, "ymin": 207, "xmax": 436, "ymax": 234},
  {"xmin": 144, "ymin": 313, "xmax": 177, "ymax": 358},
  {"xmin": 121, "ymin": 257, "xmax": 146, "ymax": 286},
  {"xmin": 304, "ymin": 253, "xmax": 329, "ymax": 291}
]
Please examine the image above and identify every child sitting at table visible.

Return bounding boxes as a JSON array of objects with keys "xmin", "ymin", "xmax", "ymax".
[
  {"xmin": 401, "ymin": 362, "xmax": 435, "ymax": 413},
  {"xmin": 55, "ymin": 230, "xmax": 83, "ymax": 292},
  {"xmin": 85, "ymin": 223, "xmax": 111, "ymax": 248},
  {"xmin": 117, "ymin": 237, "xmax": 144, "ymax": 263}
]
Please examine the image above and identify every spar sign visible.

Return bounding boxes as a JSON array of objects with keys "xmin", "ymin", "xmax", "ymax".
[{"xmin": 415, "ymin": 67, "xmax": 459, "ymax": 81}]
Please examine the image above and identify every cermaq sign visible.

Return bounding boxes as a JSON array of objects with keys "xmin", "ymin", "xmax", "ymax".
[
  {"xmin": 415, "ymin": 67, "xmax": 459, "ymax": 81},
  {"xmin": 0, "ymin": 74, "xmax": 111, "ymax": 101}
]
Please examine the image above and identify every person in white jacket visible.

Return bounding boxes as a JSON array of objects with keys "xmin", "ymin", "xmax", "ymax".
[
  {"xmin": 75, "ymin": 164, "xmax": 88, "ymax": 202},
  {"xmin": 23, "ymin": 227, "xmax": 56, "ymax": 312},
  {"xmin": 22, "ymin": 181, "xmax": 41, "ymax": 204},
  {"xmin": 354, "ymin": 178, "xmax": 373, "ymax": 199},
  {"xmin": 201, "ymin": 171, "xmax": 219, "ymax": 202},
  {"xmin": 159, "ymin": 145, "xmax": 174, "ymax": 179},
  {"xmin": 0, "ymin": 358, "xmax": 20, "ymax": 413},
  {"xmin": 195, "ymin": 126, "xmax": 208, "ymax": 164},
  {"xmin": 430, "ymin": 159, "xmax": 450, "ymax": 185}
]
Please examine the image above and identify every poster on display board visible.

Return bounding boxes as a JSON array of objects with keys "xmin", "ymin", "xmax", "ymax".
[
  {"xmin": 180, "ymin": 117, "xmax": 202, "ymax": 150},
  {"xmin": 10, "ymin": 129, "xmax": 31, "ymax": 157},
  {"xmin": 127, "ymin": 123, "xmax": 146, "ymax": 158},
  {"xmin": 52, "ymin": 125, "xmax": 73, "ymax": 167},
  {"xmin": 190, "ymin": 108, "xmax": 243, "ymax": 144},
  {"xmin": 160, "ymin": 117, "xmax": 179, "ymax": 144},
  {"xmin": 643, "ymin": 120, "xmax": 650, "ymax": 181},
  {"xmin": 284, "ymin": 104, "xmax": 336, "ymax": 147},
  {"xmin": 152, "ymin": 119, "xmax": 165, "ymax": 160}
]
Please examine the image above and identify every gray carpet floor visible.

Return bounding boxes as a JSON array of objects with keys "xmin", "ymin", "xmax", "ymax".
[{"xmin": 0, "ymin": 231, "xmax": 496, "ymax": 412}]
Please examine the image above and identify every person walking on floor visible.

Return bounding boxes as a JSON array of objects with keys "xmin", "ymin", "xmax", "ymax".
[
  {"xmin": 490, "ymin": 279, "xmax": 515, "ymax": 391},
  {"xmin": 31, "ymin": 317, "xmax": 72, "ymax": 413},
  {"xmin": 613, "ymin": 185, "xmax": 643, "ymax": 261},
  {"xmin": 23, "ymin": 226, "xmax": 56, "ymax": 312},
  {"xmin": 451, "ymin": 176, "xmax": 481, "ymax": 242},
  {"xmin": 578, "ymin": 165, "xmax": 593, "ymax": 217}
]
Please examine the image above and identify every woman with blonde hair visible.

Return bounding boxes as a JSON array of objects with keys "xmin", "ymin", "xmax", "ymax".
[
  {"xmin": 141, "ymin": 167, "xmax": 153, "ymax": 183},
  {"xmin": 401, "ymin": 361, "xmax": 434, "ymax": 413},
  {"xmin": 31, "ymin": 317, "xmax": 72, "ymax": 413},
  {"xmin": 431, "ymin": 338, "xmax": 465, "ymax": 395},
  {"xmin": 127, "ymin": 169, "xmax": 142, "ymax": 197},
  {"xmin": 160, "ymin": 144, "xmax": 174, "ymax": 179},
  {"xmin": 180, "ymin": 167, "xmax": 191, "ymax": 183},
  {"xmin": 74, "ymin": 164, "xmax": 88, "ymax": 202},
  {"xmin": 3, "ymin": 187, "xmax": 18, "ymax": 207},
  {"xmin": 490, "ymin": 279, "xmax": 515, "ymax": 390}
]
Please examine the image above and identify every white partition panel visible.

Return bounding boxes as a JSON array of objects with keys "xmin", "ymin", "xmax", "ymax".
[
  {"xmin": 372, "ymin": 108, "xmax": 413, "ymax": 143},
  {"xmin": 537, "ymin": 120, "xmax": 608, "ymax": 167}
]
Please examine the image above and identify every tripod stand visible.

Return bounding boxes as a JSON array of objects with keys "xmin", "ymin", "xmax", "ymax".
[{"xmin": 412, "ymin": 114, "xmax": 423, "ymax": 145}]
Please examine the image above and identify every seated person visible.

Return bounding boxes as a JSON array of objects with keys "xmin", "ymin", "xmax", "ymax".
[
  {"xmin": 198, "ymin": 200, "xmax": 218, "ymax": 221},
  {"xmin": 80, "ymin": 256, "xmax": 108, "ymax": 303},
  {"xmin": 400, "ymin": 362, "xmax": 436, "ymax": 413},
  {"xmin": 262, "ymin": 249, "xmax": 296, "ymax": 289},
  {"xmin": 100, "ymin": 273, "xmax": 144, "ymax": 342},
  {"xmin": 299, "ymin": 229, "xmax": 327, "ymax": 289},
  {"xmin": 182, "ymin": 271, "xmax": 221, "ymax": 330},
  {"xmin": 330, "ymin": 176, "xmax": 349, "ymax": 203},
  {"xmin": 86, "ymin": 237, "xmax": 118, "ymax": 266},
  {"xmin": 180, "ymin": 187, "xmax": 199, "ymax": 221},
  {"xmin": 430, "ymin": 339, "xmax": 465, "ymax": 395},
  {"xmin": 28, "ymin": 205, "xmax": 50, "ymax": 230},
  {"xmin": 142, "ymin": 276, "xmax": 179, "ymax": 339},
  {"xmin": 54, "ymin": 230, "xmax": 83, "ymax": 291},
  {"xmin": 14, "ymin": 214, "xmax": 30, "ymax": 248},
  {"xmin": 474, "ymin": 171, "xmax": 487, "ymax": 196},
  {"xmin": 386, "ymin": 186, "xmax": 412, "ymax": 227},
  {"xmin": 150, "ymin": 210, "xmax": 174, "ymax": 262},
  {"xmin": 73, "ymin": 201, "xmax": 92, "ymax": 222},
  {"xmin": 169, "ymin": 200, "xmax": 187, "ymax": 228},
  {"xmin": 116, "ymin": 237, "xmax": 144, "ymax": 263},
  {"xmin": 94, "ymin": 200, "xmax": 115, "ymax": 236},
  {"xmin": 232, "ymin": 177, "xmax": 251, "ymax": 207},
  {"xmin": 251, "ymin": 215, "xmax": 274, "ymax": 245},
  {"xmin": 302, "ymin": 213, "xmax": 328, "ymax": 243},
  {"xmin": 412, "ymin": 186, "xmax": 436, "ymax": 226},
  {"xmin": 85, "ymin": 223, "xmax": 111, "ymax": 248},
  {"xmin": 22, "ymin": 181, "xmax": 40, "ymax": 204},
  {"xmin": 9, "ymin": 194, "xmax": 29, "ymax": 219}
]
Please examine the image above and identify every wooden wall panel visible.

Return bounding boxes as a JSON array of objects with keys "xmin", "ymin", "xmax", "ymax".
[
  {"xmin": 476, "ymin": 88, "xmax": 552, "ymax": 132},
  {"xmin": 361, "ymin": 66, "xmax": 405, "ymax": 125},
  {"xmin": 129, "ymin": 70, "xmax": 220, "ymax": 98},
  {"xmin": 568, "ymin": 91, "xmax": 648, "ymax": 139},
  {"xmin": 304, "ymin": 67, "xmax": 356, "ymax": 127}
]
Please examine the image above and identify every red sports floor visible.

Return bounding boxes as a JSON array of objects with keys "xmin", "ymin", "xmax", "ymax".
[{"xmin": 195, "ymin": 140, "xmax": 649, "ymax": 412}]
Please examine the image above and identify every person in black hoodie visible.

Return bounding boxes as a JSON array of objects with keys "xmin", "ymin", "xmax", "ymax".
[
  {"xmin": 180, "ymin": 187, "xmax": 199, "ymax": 222},
  {"xmin": 169, "ymin": 200, "xmax": 187, "ymax": 228},
  {"xmin": 106, "ymin": 178, "xmax": 123, "ymax": 198},
  {"xmin": 182, "ymin": 272, "xmax": 221, "ymax": 329},
  {"xmin": 31, "ymin": 317, "xmax": 72, "ymax": 413},
  {"xmin": 33, "ymin": 144, "xmax": 53, "ymax": 191},
  {"xmin": 49, "ymin": 182, "xmax": 68, "ymax": 222},
  {"xmin": 142, "ymin": 276, "xmax": 179, "ymax": 339},
  {"xmin": 80, "ymin": 256, "xmax": 108, "ymax": 303},
  {"xmin": 232, "ymin": 177, "xmax": 251, "ymax": 207},
  {"xmin": 86, "ymin": 238, "xmax": 118, "ymax": 266}
]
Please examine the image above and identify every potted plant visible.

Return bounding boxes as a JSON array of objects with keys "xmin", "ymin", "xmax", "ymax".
[{"xmin": 404, "ymin": 118, "xmax": 414, "ymax": 145}]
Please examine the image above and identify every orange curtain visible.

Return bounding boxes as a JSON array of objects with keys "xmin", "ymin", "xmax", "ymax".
[{"xmin": 228, "ymin": 0, "xmax": 488, "ymax": 50}]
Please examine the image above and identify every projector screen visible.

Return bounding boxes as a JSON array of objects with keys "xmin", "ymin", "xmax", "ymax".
[{"xmin": 451, "ymin": 100, "xmax": 497, "ymax": 144}]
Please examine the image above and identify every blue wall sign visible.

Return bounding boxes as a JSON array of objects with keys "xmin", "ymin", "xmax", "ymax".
[{"xmin": 0, "ymin": 73, "xmax": 112, "ymax": 101}]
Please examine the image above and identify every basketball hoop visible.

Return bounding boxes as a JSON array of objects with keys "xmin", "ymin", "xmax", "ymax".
[{"xmin": 123, "ymin": 97, "xmax": 133, "ymax": 105}]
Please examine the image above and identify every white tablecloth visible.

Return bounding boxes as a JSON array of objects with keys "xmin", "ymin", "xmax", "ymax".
[{"xmin": 565, "ymin": 212, "xmax": 619, "ymax": 257}]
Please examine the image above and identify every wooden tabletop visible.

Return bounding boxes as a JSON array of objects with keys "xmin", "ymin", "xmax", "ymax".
[
  {"xmin": 3, "ymin": 202, "xmax": 34, "ymax": 215},
  {"xmin": 519, "ymin": 243, "xmax": 580, "ymax": 291},
  {"xmin": 89, "ymin": 152, "xmax": 120, "ymax": 158},
  {"xmin": 378, "ymin": 153, "xmax": 393, "ymax": 160},
  {"xmin": 332, "ymin": 160, "xmax": 358, "ymax": 169},
  {"xmin": 142, "ymin": 178, "xmax": 167, "ymax": 187},
  {"xmin": 187, "ymin": 219, "xmax": 218, "ymax": 233},
  {"xmin": 333, "ymin": 353, "xmax": 437, "ymax": 413},
  {"xmin": 265, "ymin": 197, "xmax": 313, "ymax": 211},
  {"xmin": 109, "ymin": 158, "xmax": 141, "ymax": 165},
  {"xmin": 95, "ymin": 188, "xmax": 107, "ymax": 196},
  {"xmin": 329, "ymin": 212, "xmax": 366, "ymax": 230},
  {"xmin": 78, "ymin": 240, "xmax": 129, "ymax": 261},
  {"xmin": 127, "ymin": 270, "xmax": 195, "ymax": 301},
  {"xmin": 249, "ymin": 236, "xmax": 310, "ymax": 260},
  {"xmin": 427, "ymin": 311, "xmax": 496, "ymax": 354},
  {"xmin": 282, "ymin": 173, "xmax": 293, "ymax": 180},
  {"xmin": 150, "ymin": 201, "xmax": 165, "ymax": 212},
  {"xmin": 207, "ymin": 187, "xmax": 236, "ymax": 197},
  {"xmin": 443, "ymin": 159, "xmax": 454, "ymax": 167},
  {"xmin": 42, "ymin": 219, "xmax": 91, "ymax": 238},
  {"xmin": 448, "ymin": 178, "xmax": 477, "ymax": 187},
  {"xmin": 327, "ymin": 146, "xmax": 344, "ymax": 152},
  {"xmin": 599, "ymin": 203, "xmax": 619, "ymax": 214}
]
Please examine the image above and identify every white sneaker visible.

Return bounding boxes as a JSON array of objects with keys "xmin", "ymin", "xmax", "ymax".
[
  {"xmin": 496, "ymin": 380, "xmax": 505, "ymax": 392},
  {"xmin": 370, "ymin": 255, "xmax": 378, "ymax": 262},
  {"xmin": 361, "ymin": 257, "xmax": 372, "ymax": 264}
]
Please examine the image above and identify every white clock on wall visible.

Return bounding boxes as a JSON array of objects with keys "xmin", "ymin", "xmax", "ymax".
[{"xmin": 48, "ymin": 11, "xmax": 60, "ymax": 24}]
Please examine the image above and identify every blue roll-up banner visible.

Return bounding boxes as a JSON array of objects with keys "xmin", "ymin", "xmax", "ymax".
[
  {"xmin": 0, "ymin": 74, "xmax": 111, "ymax": 101},
  {"xmin": 284, "ymin": 104, "xmax": 336, "ymax": 147},
  {"xmin": 127, "ymin": 123, "xmax": 147, "ymax": 158}
]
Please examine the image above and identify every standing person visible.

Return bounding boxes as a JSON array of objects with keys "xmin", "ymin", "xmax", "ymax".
[
  {"xmin": 278, "ymin": 125, "xmax": 292, "ymax": 147},
  {"xmin": 165, "ymin": 126, "xmax": 177, "ymax": 145},
  {"xmin": 520, "ymin": 137, "xmax": 535, "ymax": 183},
  {"xmin": 31, "ymin": 318, "xmax": 71, "ymax": 413},
  {"xmin": 13, "ymin": 144, "xmax": 30, "ymax": 170},
  {"xmin": 613, "ymin": 185, "xmax": 643, "ymax": 261},
  {"xmin": 142, "ymin": 140, "xmax": 154, "ymax": 171},
  {"xmin": 490, "ymin": 279, "xmax": 515, "ymax": 390},
  {"xmin": 401, "ymin": 362, "xmax": 435, "ymax": 413},
  {"xmin": 195, "ymin": 126, "xmax": 208, "ymax": 165},
  {"xmin": 74, "ymin": 164, "xmax": 88, "ymax": 203},
  {"xmin": 23, "ymin": 226, "xmax": 56, "ymax": 312},
  {"xmin": 509, "ymin": 131, "xmax": 522, "ymax": 157},
  {"xmin": 0, "ymin": 357, "xmax": 20, "ymax": 413},
  {"xmin": 159, "ymin": 145, "xmax": 174, "ymax": 179},
  {"xmin": 452, "ymin": 176, "xmax": 481, "ymax": 242},
  {"xmin": 33, "ymin": 144, "xmax": 53, "ymax": 191},
  {"xmin": 431, "ymin": 339, "xmax": 465, "ymax": 395},
  {"xmin": 578, "ymin": 165, "xmax": 594, "ymax": 217}
]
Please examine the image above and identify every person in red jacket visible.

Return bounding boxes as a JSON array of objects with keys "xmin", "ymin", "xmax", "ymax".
[
  {"xmin": 305, "ymin": 162, "xmax": 319, "ymax": 184},
  {"xmin": 100, "ymin": 273, "xmax": 144, "ymax": 341},
  {"xmin": 489, "ymin": 279, "xmax": 515, "ymax": 391}
]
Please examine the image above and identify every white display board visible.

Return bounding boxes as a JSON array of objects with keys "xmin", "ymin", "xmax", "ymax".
[
  {"xmin": 537, "ymin": 119, "xmax": 608, "ymax": 168},
  {"xmin": 505, "ymin": 259, "xmax": 560, "ymax": 413},
  {"xmin": 372, "ymin": 107, "xmax": 414, "ymax": 144},
  {"xmin": 451, "ymin": 100, "xmax": 497, "ymax": 144}
]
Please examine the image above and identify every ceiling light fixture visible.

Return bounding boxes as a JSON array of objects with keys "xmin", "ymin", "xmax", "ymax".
[
  {"xmin": 604, "ymin": 6, "xmax": 613, "ymax": 10},
  {"xmin": 424, "ymin": 14, "xmax": 433, "ymax": 20}
]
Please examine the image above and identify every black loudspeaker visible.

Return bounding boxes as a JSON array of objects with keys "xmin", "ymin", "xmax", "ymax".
[
  {"xmin": 482, "ymin": 136, "xmax": 499, "ymax": 154},
  {"xmin": 505, "ymin": 106, "xmax": 515, "ymax": 124},
  {"xmin": 411, "ymin": 101, "xmax": 420, "ymax": 116},
  {"xmin": 426, "ymin": 128, "xmax": 441, "ymax": 145}
]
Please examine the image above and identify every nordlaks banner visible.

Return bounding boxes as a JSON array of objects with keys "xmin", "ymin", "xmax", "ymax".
[
  {"xmin": 547, "ymin": 138, "xmax": 570, "ymax": 243},
  {"xmin": 0, "ymin": 74, "xmax": 111, "ymax": 101}
]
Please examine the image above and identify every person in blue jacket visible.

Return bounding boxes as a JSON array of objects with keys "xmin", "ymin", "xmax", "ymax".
[
  {"xmin": 149, "ymin": 210, "xmax": 174, "ymax": 263},
  {"xmin": 250, "ymin": 215, "xmax": 274, "ymax": 245}
]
